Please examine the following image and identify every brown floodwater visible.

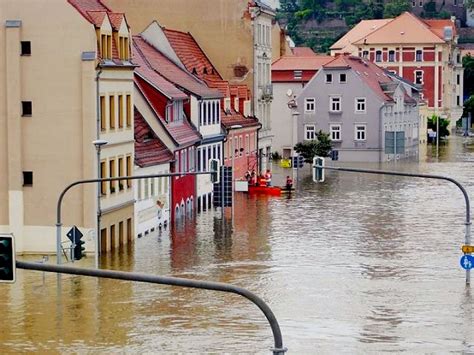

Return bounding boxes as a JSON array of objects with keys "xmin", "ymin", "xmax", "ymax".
[{"xmin": 1, "ymin": 137, "xmax": 473, "ymax": 353}]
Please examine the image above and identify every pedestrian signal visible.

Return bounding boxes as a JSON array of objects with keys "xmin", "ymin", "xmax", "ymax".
[
  {"xmin": 312, "ymin": 156, "xmax": 325, "ymax": 182},
  {"xmin": 0, "ymin": 234, "xmax": 15, "ymax": 283}
]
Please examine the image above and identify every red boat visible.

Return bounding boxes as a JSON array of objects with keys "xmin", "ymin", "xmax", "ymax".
[{"xmin": 248, "ymin": 185, "xmax": 282, "ymax": 196}]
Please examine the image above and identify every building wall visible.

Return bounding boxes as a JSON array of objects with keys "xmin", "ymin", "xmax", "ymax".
[
  {"xmin": 358, "ymin": 43, "xmax": 463, "ymax": 128},
  {"xmin": 0, "ymin": 0, "xmax": 135, "ymax": 253},
  {"xmin": 134, "ymin": 163, "xmax": 170, "ymax": 237},
  {"xmin": 104, "ymin": 0, "xmax": 261, "ymax": 92},
  {"xmin": 0, "ymin": 0, "xmax": 97, "ymax": 253},
  {"xmin": 223, "ymin": 127, "xmax": 258, "ymax": 179},
  {"xmin": 271, "ymin": 81, "xmax": 305, "ymax": 156},
  {"xmin": 296, "ymin": 69, "xmax": 385, "ymax": 162}
]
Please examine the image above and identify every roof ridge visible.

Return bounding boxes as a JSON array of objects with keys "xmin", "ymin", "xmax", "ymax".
[{"xmin": 348, "ymin": 18, "xmax": 394, "ymax": 47}]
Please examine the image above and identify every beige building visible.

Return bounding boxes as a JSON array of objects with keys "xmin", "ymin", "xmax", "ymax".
[
  {"xmin": 0, "ymin": 0, "xmax": 135, "ymax": 254},
  {"xmin": 104, "ymin": 0, "xmax": 286, "ymax": 171}
]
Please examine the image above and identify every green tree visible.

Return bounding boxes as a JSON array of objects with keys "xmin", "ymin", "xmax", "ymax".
[
  {"xmin": 383, "ymin": 0, "xmax": 411, "ymax": 18},
  {"xmin": 427, "ymin": 115, "xmax": 450, "ymax": 139},
  {"xmin": 465, "ymin": 0, "xmax": 474, "ymax": 10},
  {"xmin": 294, "ymin": 130, "xmax": 332, "ymax": 163}
]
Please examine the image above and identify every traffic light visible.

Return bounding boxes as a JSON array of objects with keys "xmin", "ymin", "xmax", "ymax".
[
  {"xmin": 313, "ymin": 156, "xmax": 325, "ymax": 182},
  {"xmin": 292, "ymin": 155, "xmax": 304, "ymax": 169},
  {"xmin": 73, "ymin": 233, "xmax": 86, "ymax": 261},
  {"xmin": 0, "ymin": 234, "xmax": 16, "ymax": 283},
  {"xmin": 209, "ymin": 158, "xmax": 220, "ymax": 184}
]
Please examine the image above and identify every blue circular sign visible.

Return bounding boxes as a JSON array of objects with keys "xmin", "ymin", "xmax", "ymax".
[{"xmin": 460, "ymin": 255, "xmax": 474, "ymax": 270}]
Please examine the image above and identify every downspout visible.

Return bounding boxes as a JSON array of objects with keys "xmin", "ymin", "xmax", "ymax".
[{"xmin": 95, "ymin": 67, "xmax": 102, "ymax": 266}]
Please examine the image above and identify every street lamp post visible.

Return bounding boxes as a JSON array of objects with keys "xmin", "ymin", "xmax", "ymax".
[
  {"xmin": 288, "ymin": 99, "xmax": 300, "ymax": 187},
  {"xmin": 92, "ymin": 139, "xmax": 108, "ymax": 268}
]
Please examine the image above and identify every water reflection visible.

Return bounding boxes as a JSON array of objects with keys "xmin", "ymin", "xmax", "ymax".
[{"xmin": 0, "ymin": 137, "xmax": 473, "ymax": 353}]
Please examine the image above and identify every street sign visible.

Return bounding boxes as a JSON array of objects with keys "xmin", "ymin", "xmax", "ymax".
[
  {"xmin": 66, "ymin": 226, "xmax": 83, "ymax": 243},
  {"xmin": 461, "ymin": 245, "xmax": 474, "ymax": 253},
  {"xmin": 460, "ymin": 255, "xmax": 474, "ymax": 270}
]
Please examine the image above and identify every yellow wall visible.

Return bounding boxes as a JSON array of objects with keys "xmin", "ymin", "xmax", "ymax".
[
  {"xmin": 0, "ymin": 0, "xmax": 135, "ymax": 253},
  {"xmin": 104, "ymin": 0, "xmax": 282, "ymax": 92}
]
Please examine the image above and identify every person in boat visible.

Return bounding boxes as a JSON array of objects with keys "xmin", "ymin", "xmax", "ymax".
[
  {"xmin": 285, "ymin": 176, "xmax": 293, "ymax": 190},
  {"xmin": 250, "ymin": 170, "xmax": 257, "ymax": 186},
  {"xmin": 265, "ymin": 169, "xmax": 272, "ymax": 186},
  {"xmin": 244, "ymin": 170, "xmax": 251, "ymax": 183}
]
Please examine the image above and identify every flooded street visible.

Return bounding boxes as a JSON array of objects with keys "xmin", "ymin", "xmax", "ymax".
[{"xmin": 1, "ymin": 137, "xmax": 474, "ymax": 354}]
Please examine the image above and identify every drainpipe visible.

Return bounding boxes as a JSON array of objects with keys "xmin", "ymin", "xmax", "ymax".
[{"xmin": 95, "ymin": 67, "xmax": 102, "ymax": 268}]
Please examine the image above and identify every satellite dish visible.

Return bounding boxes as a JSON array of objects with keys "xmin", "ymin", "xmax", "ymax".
[{"xmin": 286, "ymin": 89, "xmax": 293, "ymax": 97}]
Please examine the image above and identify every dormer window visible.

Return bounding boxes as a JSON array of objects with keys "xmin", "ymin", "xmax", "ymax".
[
  {"xmin": 119, "ymin": 36, "xmax": 129, "ymax": 60},
  {"xmin": 101, "ymin": 34, "xmax": 112, "ymax": 59}
]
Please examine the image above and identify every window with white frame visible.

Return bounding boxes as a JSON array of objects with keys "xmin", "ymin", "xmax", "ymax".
[
  {"xmin": 330, "ymin": 96, "xmax": 341, "ymax": 112},
  {"xmin": 355, "ymin": 124, "xmax": 366, "ymax": 141},
  {"xmin": 305, "ymin": 98, "xmax": 316, "ymax": 113},
  {"xmin": 375, "ymin": 50, "xmax": 382, "ymax": 62},
  {"xmin": 330, "ymin": 124, "xmax": 341, "ymax": 141},
  {"xmin": 414, "ymin": 70, "xmax": 423, "ymax": 85},
  {"xmin": 305, "ymin": 125, "xmax": 316, "ymax": 140},
  {"xmin": 325, "ymin": 73, "xmax": 333, "ymax": 83},
  {"xmin": 415, "ymin": 49, "xmax": 423, "ymax": 62},
  {"xmin": 355, "ymin": 98, "xmax": 366, "ymax": 113},
  {"xmin": 388, "ymin": 50, "xmax": 395, "ymax": 62}
]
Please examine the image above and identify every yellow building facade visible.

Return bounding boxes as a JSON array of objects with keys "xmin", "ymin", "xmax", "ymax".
[{"xmin": 0, "ymin": 0, "xmax": 135, "ymax": 254}]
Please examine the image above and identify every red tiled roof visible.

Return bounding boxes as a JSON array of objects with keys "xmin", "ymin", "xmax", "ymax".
[
  {"xmin": 324, "ymin": 55, "xmax": 394, "ymax": 101},
  {"xmin": 291, "ymin": 47, "xmax": 317, "ymax": 57},
  {"xmin": 68, "ymin": 0, "xmax": 110, "ymax": 21},
  {"xmin": 205, "ymin": 78, "xmax": 230, "ymax": 97},
  {"xmin": 86, "ymin": 10, "xmax": 107, "ymax": 27},
  {"xmin": 133, "ymin": 40, "xmax": 188, "ymax": 100},
  {"xmin": 272, "ymin": 55, "xmax": 333, "ymax": 71},
  {"xmin": 135, "ymin": 110, "xmax": 174, "ymax": 168},
  {"xmin": 135, "ymin": 76, "xmax": 201, "ymax": 148},
  {"xmin": 108, "ymin": 12, "xmax": 126, "ymax": 30},
  {"xmin": 221, "ymin": 109, "xmax": 260, "ymax": 129},
  {"xmin": 424, "ymin": 19, "xmax": 457, "ymax": 39},
  {"xmin": 163, "ymin": 28, "xmax": 223, "ymax": 82},
  {"xmin": 134, "ymin": 36, "xmax": 221, "ymax": 99}
]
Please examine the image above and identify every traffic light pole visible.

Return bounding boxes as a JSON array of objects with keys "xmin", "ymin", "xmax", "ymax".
[
  {"xmin": 16, "ymin": 260, "xmax": 287, "ymax": 355},
  {"xmin": 314, "ymin": 164, "xmax": 472, "ymax": 286},
  {"xmin": 56, "ymin": 172, "xmax": 216, "ymax": 266}
]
